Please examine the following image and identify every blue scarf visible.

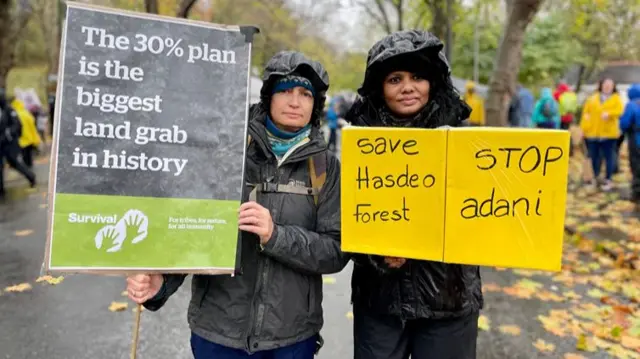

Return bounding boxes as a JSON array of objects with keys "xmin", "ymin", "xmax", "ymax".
[{"xmin": 265, "ymin": 116, "xmax": 311, "ymax": 158}]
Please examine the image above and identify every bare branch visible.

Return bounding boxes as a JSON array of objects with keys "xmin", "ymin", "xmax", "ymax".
[
  {"xmin": 394, "ymin": 0, "xmax": 404, "ymax": 31},
  {"xmin": 372, "ymin": 0, "xmax": 394, "ymax": 33},
  {"xmin": 176, "ymin": 0, "xmax": 198, "ymax": 18}
]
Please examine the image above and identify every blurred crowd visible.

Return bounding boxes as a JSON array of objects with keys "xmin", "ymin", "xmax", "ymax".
[{"xmin": 0, "ymin": 87, "xmax": 50, "ymax": 199}]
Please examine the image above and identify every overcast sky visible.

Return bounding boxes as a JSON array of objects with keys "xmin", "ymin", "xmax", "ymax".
[{"xmin": 288, "ymin": 0, "xmax": 373, "ymax": 51}]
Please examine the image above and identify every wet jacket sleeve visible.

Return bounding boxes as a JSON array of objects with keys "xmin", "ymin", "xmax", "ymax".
[
  {"xmin": 261, "ymin": 155, "xmax": 349, "ymax": 275},
  {"xmin": 604, "ymin": 95, "xmax": 624, "ymax": 118},
  {"xmin": 142, "ymin": 274, "xmax": 187, "ymax": 311},
  {"xmin": 620, "ymin": 103, "xmax": 635, "ymax": 133}
]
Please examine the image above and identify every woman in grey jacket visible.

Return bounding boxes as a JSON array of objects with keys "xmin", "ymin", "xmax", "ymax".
[{"xmin": 126, "ymin": 51, "xmax": 347, "ymax": 359}]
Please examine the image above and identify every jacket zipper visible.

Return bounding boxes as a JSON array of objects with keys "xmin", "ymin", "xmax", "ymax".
[{"xmin": 245, "ymin": 162, "xmax": 277, "ymax": 351}]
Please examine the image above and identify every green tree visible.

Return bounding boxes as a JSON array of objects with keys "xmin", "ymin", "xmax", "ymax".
[
  {"xmin": 518, "ymin": 13, "xmax": 581, "ymax": 87},
  {"xmin": 450, "ymin": 9, "xmax": 502, "ymax": 84}
]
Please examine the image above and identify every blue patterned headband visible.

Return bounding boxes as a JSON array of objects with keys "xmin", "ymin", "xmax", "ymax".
[{"xmin": 272, "ymin": 75, "xmax": 315, "ymax": 96}]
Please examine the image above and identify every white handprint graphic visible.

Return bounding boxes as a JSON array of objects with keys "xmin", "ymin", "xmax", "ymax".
[
  {"xmin": 122, "ymin": 209, "xmax": 148, "ymax": 244},
  {"xmin": 94, "ymin": 209, "xmax": 149, "ymax": 253},
  {"xmin": 95, "ymin": 224, "xmax": 126, "ymax": 251}
]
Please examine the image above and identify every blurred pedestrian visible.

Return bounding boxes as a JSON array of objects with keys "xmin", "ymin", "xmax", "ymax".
[
  {"xmin": 619, "ymin": 83, "xmax": 640, "ymax": 202},
  {"xmin": 531, "ymin": 88, "xmax": 560, "ymax": 129},
  {"xmin": 0, "ymin": 90, "xmax": 36, "ymax": 199},
  {"xmin": 463, "ymin": 81, "xmax": 485, "ymax": 126},
  {"xmin": 11, "ymin": 98, "xmax": 41, "ymax": 168},
  {"xmin": 509, "ymin": 85, "xmax": 534, "ymax": 128},
  {"xmin": 580, "ymin": 78, "xmax": 624, "ymax": 191},
  {"xmin": 325, "ymin": 96, "xmax": 340, "ymax": 151},
  {"xmin": 555, "ymin": 83, "xmax": 578, "ymax": 130}
]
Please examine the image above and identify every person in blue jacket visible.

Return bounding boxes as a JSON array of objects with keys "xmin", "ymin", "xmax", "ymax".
[
  {"xmin": 619, "ymin": 83, "xmax": 640, "ymax": 202},
  {"xmin": 325, "ymin": 97, "xmax": 339, "ymax": 151},
  {"xmin": 531, "ymin": 87, "xmax": 560, "ymax": 129}
]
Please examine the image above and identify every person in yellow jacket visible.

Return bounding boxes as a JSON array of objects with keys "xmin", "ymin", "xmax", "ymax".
[
  {"xmin": 11, "ymin": 98, "xmax": 41, "ymax": 168},
  {"xmin": 463, "ymin": 81, "xmax": 485, "ymax": 126},
  {"xmin": 580, "ymin": 78, "xmax": 624, "ymax": 191}
]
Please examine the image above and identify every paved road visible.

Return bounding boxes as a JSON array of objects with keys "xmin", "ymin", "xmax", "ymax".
[{"xmin": 2, "ymin": 158, "xmax": 637, "ymax": 358}]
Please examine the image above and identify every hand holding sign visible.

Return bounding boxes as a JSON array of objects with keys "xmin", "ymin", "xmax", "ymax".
[
  {"xmin": 384, "ymin": 257, "xmax": 407, "ymax": 268},
  {"xmin": 126, "ymin": 274, "xmax": 163, "ymax": 304},
  {"xmin": 238, "ymin": 202, "xmax": 275, "ymax": 245}
]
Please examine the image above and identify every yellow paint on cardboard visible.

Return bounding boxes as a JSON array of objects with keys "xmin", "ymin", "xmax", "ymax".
[
  {"xmin": 444, "ymin": 127, "xmax": 569, "ymax": 271},
  {"xmin": 340, "ymin": 127, "xmax": 447, "ymax": 261}
]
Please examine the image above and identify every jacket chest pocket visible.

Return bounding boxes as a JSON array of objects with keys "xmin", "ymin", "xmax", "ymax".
[{"xmin": 248, "ymin": 163, "xmax": 316, "ymax": 230}]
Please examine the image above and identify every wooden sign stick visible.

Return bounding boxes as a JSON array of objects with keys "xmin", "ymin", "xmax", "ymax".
[{"xmin": 130, "ymin": 304, "xmax": 143, "ymax": 359}]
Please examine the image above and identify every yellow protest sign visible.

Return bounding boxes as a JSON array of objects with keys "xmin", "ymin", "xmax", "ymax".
[
  {"xmin": 340, "ymin": 127, "xmax": 447, "ymax": 261},
  {"xmin": 340, "ymin": 127, "xmax": 570, "ymax": 271},
  {"xmin": 444, "ymin": 128, "xmax": 570, "ymax": 271}
]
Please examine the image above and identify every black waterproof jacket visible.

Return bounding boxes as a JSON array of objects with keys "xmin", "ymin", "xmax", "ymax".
[
  {"xmin": 144, "ymin": 52, "xmax": 348, "ymax": 353},
  {"xmin": 347, "ymin": 30, "xmax": 483, "ymax": 320},
  {"xmin": 0, "ymin": 94, "xmax": 21, "ymax": 149}
]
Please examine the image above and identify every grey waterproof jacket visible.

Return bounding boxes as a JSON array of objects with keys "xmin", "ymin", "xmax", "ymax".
[{"xmin": 144, "ymin": 52, "xmax": 348, "ymax": 353}]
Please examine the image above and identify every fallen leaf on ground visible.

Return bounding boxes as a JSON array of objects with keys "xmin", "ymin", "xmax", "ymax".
[
  {"xmin": 108, "ymin": 301, "xmax": 128, "ymax": 312},
  {"xmin": 538, "ymin": 313, "xmax": 568, "ymax": 337},
  {"xmin": 513, "ymin": 269, "xmax": 536, "ymax": 277},
  {"xmin": 517, "ymin": 278, "xmax": 544, "ymax": 290},
  {"xmin": 621, "ymin": 335, "xmax": 640, "ymax": 350},
  {"xmin": 533, "ymin": 339, "xmax": 555, "ymax": 353},
  {"xmin": 36, "ymin": 275, "xmax": 64, "ymax": 285},
  {"xmin": 536, "ymin": 290, "xmax": 565, "ymax": 302},
  {"xmin": 482, "ymin": 283, "xmax": 502, "ymax": 292},
  {"xmin": 563, "ymin": 291, "xmax": 582, "ymax": 300},
  {"xmin": 346, "ymin": 311, "xmax": 353, "ymax": 319},
  {"xmin": 498, "ymin": 325, "xmax": 521, "ymax": 336},
  {"xmin": 322, "ymin": 276, "xmax": 336, "ymax": 284},
  {"xmin": 576, "ymin": 334, "xmax": 598, "ymax": 352},
  {"xmin": 121, "ymin": 290, "xmax": 128, "ymax": 296},
  {"xmin": 587, "ymin": 288, "xmax": 608, "ymax": 299},
  {"xmin": 4, "ymin": 283, "xmax": 32, "ymax": 293},
  {"xmin": 478, "ymin": 315, "xmax": 490, "ymax": 331},
  {"xmin": 14, "ymin": 229, "xmax": 33, "ymax": 237},
  {"xmin": 607, "ymin": 343, "xmax": 640, "ymax": 359},
  {"xmin": 564, "ymin": 354, "xmax": 587, "ymax": 359}
]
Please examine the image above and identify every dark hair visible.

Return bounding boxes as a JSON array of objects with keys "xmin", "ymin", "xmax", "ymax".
[
  {"xmin": 598, "ymin": 78, "xmax": 618, "ymax": 93},
  {"xmin": 372, "ymin": 53, "xmax": 468, "ymax": 127}
]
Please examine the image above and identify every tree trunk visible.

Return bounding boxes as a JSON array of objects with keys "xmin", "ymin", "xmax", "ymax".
[
  {"xmin": 0, "ymin": 0, "xmax": 32, "ymax": 89},
  {"xmin": 485, "ymin": 0, "xmax": 543, "ymax": 127},
  {"xmin": 145, "ymin": 0, "xmax": 159, "ymax": 14},
  {"xmin": 445, "ymin": 0, "xmax": 454, "ymax": 61},
  {"xmin": 429, "ymin": 0, "xmax": 448, "ymax": 40},
  {"xmin": 0, "ymin": 0, "xmax": 13, "ymax": 89},
  {"xmin": 39, "ymin": 1, "xmax": 60, "ymax": 79},
  {"xmin": 177, "ymin": 0, "xmax": 198, "ymax": 18}
]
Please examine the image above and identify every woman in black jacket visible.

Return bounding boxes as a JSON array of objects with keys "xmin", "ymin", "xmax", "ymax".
[
  {"xmin": 127, "ymin": 51, "xmax": 347, "ymax": 359},
  {"xmin": 347, "ymin": 30, "xmax": 482, "ymax": 359}
]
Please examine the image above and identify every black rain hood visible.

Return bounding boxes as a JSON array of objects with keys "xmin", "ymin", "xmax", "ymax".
[
  {"xmin": 258, "ymin": 51, "xmax": 329, "ymax": 127},
  {"xmin": 348, "ymin": 30, "xmax": 470, "ymax": 128}
]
